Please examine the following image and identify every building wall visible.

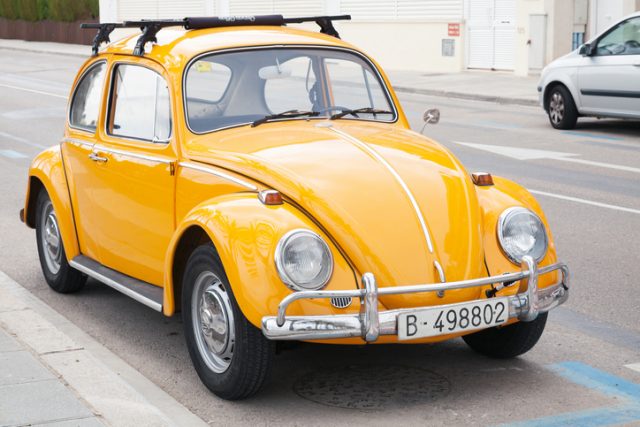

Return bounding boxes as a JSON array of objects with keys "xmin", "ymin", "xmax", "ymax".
[{"xmin": 100, "ymin": 0, "xmax": 593, "ymax": 75}]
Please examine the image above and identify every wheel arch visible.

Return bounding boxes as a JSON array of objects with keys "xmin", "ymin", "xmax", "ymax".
[
  {"xmin": 543, "ymin": 79, "xmax": 579, "ymax": 113},
  {"xmin": 24, "ymin": 146, "xmax": 80, "ymax": 260}
]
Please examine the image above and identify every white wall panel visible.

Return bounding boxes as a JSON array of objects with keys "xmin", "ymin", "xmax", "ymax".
[
  {"xmin": 117, "ymin": 0, "xmax": 208, "ymax": 20},
  {"xmin": 341, "ymin": 0, "xmax": 462, "ymax": 20},
  {"xmin": 228, "ymin": 0, "xmax": 323, "ymax": 16}
]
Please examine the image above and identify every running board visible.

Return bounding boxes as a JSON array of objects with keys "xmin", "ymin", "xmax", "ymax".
[{"xmin": 70, "ymin": 255, "xmax": 163, "ymax": 312}]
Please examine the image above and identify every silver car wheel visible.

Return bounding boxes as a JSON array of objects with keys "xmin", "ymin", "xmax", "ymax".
[
  {"xmin": 40, "ymin": 200, "xmax": 62, "ymax": 275},
  {"xmin": 549, "ymin": 92, "xmax": 565, "ymax": 125},
  {"xmin": 191, "ymin": 271, "xmax": 235, "ymax": 374}
]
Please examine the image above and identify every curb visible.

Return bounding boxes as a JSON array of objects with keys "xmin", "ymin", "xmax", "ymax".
[
  {"xmin": 0, "ymin": 270, "xmax": 209, "ymax": 427},
  {"xmin": 0, "ymin": 42, "xmax": 90, "ymax": 58},
  {"xmin": 393, "ymin": 85, "xmax": 539, "ymax": 107}
]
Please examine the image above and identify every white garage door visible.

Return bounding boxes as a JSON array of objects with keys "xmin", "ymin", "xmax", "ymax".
[
  {"xmin": 117, "ymin": 0, "xmax": 208, "ymax": 21},
  {"xmin": 468, "ymin": 0, "xmax": 516, "ymax": 70}
]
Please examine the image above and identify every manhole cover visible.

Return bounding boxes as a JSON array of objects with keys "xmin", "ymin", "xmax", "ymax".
[{"xmin": 293, "ymin": 364, "xmax": 450, "ymax": 410}]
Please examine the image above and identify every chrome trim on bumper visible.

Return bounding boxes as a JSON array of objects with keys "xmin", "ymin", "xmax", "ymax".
[{"xmin": 261, "ymin": 256, "xmax": 569, "ymax": 341}]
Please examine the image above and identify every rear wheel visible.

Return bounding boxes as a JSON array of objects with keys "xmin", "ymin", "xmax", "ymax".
[
  {"xmin": 547, "ymin": 85, "xmax": 578, "ymax": 129},
  {"xmin": 462, "ymin": 312, "xmax": 548, "ymax": 358},
  {"xmin": 182, "ymin": 243, "xmax": 274, "ymax": 400},
  {"xmin": 35, "ymin": 190, "xmax": 86, "ymax": 293}
]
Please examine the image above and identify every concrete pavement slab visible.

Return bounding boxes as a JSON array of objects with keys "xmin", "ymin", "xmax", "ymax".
[
  {"xmin": 35, "ymin": 418, "xmax": 104, "ymax": 427},
  {"xmin": 0, "ymin": 350, "xmax": 55, "ymax": 385},
  {"xmin": 0, "ymin": 379, "xmax": 94, "ymax": 426},
  {"xmin": 0, "ymin": 329, "xmax": 20, "ymax": 352}
]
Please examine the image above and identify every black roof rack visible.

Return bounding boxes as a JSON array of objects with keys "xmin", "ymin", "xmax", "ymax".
[{"xmin": 81, "ymin": 14, "xmax": 351, "ymax": 57}]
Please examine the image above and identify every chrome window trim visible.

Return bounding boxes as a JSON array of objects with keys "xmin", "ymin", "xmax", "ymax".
[
  {"xmin": 68, "ymin": 60, "xmax": 107, "ymax": 134},
  {"xmin": 63, "ymin": 138, "xmax": 94, "ymax": 148},
  {"xmin": 179, "ymin": 161, "xmax": 258, "ymax": 191},
  {"xmin": 329, "ymin": 126, "xmax": 435, "ymax": 255},
  {"xmin": 93, "ymin": 144, "xmax": 174, "ymax": 165},
  {"xmin": 182, "ymin": 44, "xmax": 399, "ymax": 135},
  {"xmin": 496, "ymin": 207, "xmax": 549, "ymax": 265},
  {"xmin": 105, "ymin": 61, "xmax": 173, "ymax": 144}
]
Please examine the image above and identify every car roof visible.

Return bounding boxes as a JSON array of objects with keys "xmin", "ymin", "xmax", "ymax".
[{"xmin": 103, "ymin": 25, "xmax": 357, "ymax": 69}]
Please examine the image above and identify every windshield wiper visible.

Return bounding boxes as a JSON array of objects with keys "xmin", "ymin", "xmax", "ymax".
[
  {"xmin": 330, "ymin": 107, "xmax": 394, "ymax": 120},
  {"xmin": 251, "ymin": 110, "xmax": 319, "ymax": 127}
]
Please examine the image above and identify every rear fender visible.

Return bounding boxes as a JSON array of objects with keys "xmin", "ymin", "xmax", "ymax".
[
  {"xmin": 23, "ymin": 146, "xmax": 80, "ymax": 260},
  {"xmin": 163, "ymin": 193, "xmax": 357, "ymax": 327}
]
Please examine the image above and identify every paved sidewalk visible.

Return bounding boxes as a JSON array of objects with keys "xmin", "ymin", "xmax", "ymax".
[
  {"xmin": 0, "ymin": 38, "xmax": 541, "ymax": 107},
  {"xmin": 0, "ymin": 271, "xmax": 208, "ymax": 427}
]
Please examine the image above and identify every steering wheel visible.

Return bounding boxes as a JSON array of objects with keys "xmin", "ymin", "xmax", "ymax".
[{"xmin": 625, "ymin": 40, "xmax": 640, "ymax": 48}]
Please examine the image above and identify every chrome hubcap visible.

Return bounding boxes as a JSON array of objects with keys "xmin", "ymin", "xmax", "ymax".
[
  {"xmin": 192, "ymin": 271, "xmax": 235, "ymax": 373},
  {"xmin": 549, "ymin": 92, "xmax": 565, "ymax": 124},
  {"xmin": 40, "ymin": 201, "xmax": 62, "ymax": 274}
]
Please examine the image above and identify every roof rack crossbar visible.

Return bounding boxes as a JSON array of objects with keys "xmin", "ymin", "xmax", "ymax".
[{"xmin": 81, "ymin": 15, "xmax": 351, "ymax": 56}]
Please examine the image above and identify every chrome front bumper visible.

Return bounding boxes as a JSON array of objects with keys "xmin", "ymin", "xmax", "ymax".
[{"xmin": 261, "ymin": 256, "xmax": 569, "ymax": 342}]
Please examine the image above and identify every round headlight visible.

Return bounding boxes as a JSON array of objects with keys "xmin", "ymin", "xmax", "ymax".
[
  {"xmin": 497, "ymin": 207, "xmax": 548, "ymax": 264},
  {"xmin": 275, "ymin": 229, "xmax": 334, "ymax": 291}
]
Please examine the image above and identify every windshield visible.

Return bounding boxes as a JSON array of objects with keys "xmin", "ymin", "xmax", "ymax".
[{"xmin": 184, "ymin": 47, "xmax": 396, "ymax": 133}]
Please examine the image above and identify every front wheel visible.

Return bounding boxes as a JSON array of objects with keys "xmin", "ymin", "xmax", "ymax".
[
  {"xmin": 547, "ymin": 85, "xmax": 578, "ymax": 129},
  {"xmin": 35, "ymin": 190, "xmax": 86, "ymax": 293},
  {"xmin": 182, "ymin": 243, "xmax": 274, "ymax": 400},
  {"xmin": 462, "ymin": 312, "xmax": 548, "ymax": 358}
]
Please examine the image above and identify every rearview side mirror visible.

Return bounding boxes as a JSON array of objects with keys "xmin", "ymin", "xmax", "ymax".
[
  {"xmin": 579, "ymin": 43, "xmax": 595, "ymax": 56},
  {"xmin": 420, "ymin": 108, "xmax": 440, "ymax": 134}
]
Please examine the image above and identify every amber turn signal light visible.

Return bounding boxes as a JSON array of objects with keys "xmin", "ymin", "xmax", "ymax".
[
  {"xmin": 258, "ymin": 189, "xmax": 283, "ymax": 205},
  {"xmin": 471, "ymin": 172, "xmax": 494, "ymax": 186}
]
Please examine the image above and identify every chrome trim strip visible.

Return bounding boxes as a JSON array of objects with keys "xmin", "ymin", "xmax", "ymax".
[
  {"xmin": 69, "ymin": 259, "xmax": 162, "ymax": 312},
  {"xmin": 182, "ymin": 45, "xmax": 399, "ymax": 135},
  {"xmin": 179, "ymin": 161, "xmax": 258, "ymax": 191},
  {"xmin": 329, "ymin": 126, "xmax": 434, "ymax": 253},
  {"xmin": 63, "ymin": 138, "xmax": 94, "ymax": 148},
  {"xmin": 433, "ymin": 260, "xmax": 446, "ymax": 297},
  {"xmin": 68, "ymin": 60, "xmax": 107, "ymax": 134},
  {"xmin": 263, "ymin": 257, "xmax": 570, "ymax": 341},
  {"xmin": 94, "ymin": 144, "xmax": 174, "ymax": 165}
]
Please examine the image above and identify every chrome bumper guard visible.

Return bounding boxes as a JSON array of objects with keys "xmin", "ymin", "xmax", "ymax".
[{"xmin": 261, "ymin": 256, "xmax": 569, "ymax": 342}]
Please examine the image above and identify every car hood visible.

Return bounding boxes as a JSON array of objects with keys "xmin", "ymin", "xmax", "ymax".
[{"xmin": 185, "ymin": 121, "xmax": 486, "ymax": 308}]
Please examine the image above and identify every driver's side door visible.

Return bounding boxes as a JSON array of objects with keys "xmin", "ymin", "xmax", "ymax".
[{"xmin": 578, "ymin": 16, "xmax": 640, "ymax": 117}]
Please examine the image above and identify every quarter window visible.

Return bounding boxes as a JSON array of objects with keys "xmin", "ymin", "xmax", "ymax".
[
  {"xmin": 69, "ymin": 62, "xmax": 105, "ymax": 131},
  {"xmin": 108, "ymin": 64, "xmax": 171, "ymax": 142}
]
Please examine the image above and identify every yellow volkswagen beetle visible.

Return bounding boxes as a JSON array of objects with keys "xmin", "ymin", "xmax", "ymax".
[{"xmin": 20, "ymin": 15, "xmax": 569, "ymax": 400}]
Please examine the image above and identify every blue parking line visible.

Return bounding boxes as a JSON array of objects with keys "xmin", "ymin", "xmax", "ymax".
[
  {"xmin": 0, "ymin": 149, "xmax": 27, "ymax": 159},
  {"xmin": 562, "ymin": 131, "xmax": 624, "ymax": 141},
  {"xmin": 501, "ymin": 361, "xmax": 640, "ymax": 427}
]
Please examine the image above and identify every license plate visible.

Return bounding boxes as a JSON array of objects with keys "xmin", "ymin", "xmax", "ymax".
[{"xmin": 397, "ymin": 298, "xmax": 509, "ymax": 340}]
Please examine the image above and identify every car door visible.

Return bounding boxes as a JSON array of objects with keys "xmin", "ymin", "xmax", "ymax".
[
  {"xmin": 578, "ymin": 16, "xmax": 640, "ymax": 117},
  {"xmin": 80, "ymin": 60, "xmax": 177, "ymax": 286}
]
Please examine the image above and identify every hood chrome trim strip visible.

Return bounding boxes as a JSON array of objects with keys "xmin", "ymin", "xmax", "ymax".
[
  {"xmin": 329, "ymin": 127, "xmax": 434, "ymax": 254},
  {"xmin": 179, "ymin": 161, "xmax": 258, "ymax": 191}
]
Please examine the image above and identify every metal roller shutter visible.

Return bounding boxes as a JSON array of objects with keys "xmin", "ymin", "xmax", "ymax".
[
  {"xmin": 467, "ymin": 0, "xmax": 516, "ymax": 70},
  {"xmin": 228, "ymin": 1, "xmax": 324, "ymax": 16},
  {"xmin": 341, "ymin": 0, "xmax": 462, "ymax": 20},
  {"xmin": 117, "ymin": 0, "xmax": 208, "ymax": 20}
]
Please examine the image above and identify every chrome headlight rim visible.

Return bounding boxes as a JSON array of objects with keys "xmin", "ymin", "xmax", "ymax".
[
  {"xmin": 497, "ymin": 207, "xmax": 548, "ymax": 265},
  {"xmin": 275, "ymin": 228, "xmax": 334, "ymax": 292}
]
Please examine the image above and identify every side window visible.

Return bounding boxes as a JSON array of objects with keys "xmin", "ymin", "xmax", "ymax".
[
  {"xmin": 69, "ymin": 62, "xmax": 105, "ymax": 131},
  {"xmin": 263, "ymin": 56, "xmax": 317, "ymax": 113},
  {"xmin": 596, "ymin": 17, "xmax": 640, "ymax": 56},
  {"xmin": 108, "ymin": 64, "xmax": 172, "ymax": 142}
]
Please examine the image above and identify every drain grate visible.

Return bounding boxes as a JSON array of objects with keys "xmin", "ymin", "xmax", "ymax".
[{"xmin": 293, "ymin": 364, "xmax": 450, "ymax": 410}]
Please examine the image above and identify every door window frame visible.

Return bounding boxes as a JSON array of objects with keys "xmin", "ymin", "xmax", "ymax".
[
  {"xmin": 68, "ymin": 60, "xmax": 107, "ymax": 134},
  {"xmin": 104, "ymin": 61, "xmax": 174, "ymax": 145}
]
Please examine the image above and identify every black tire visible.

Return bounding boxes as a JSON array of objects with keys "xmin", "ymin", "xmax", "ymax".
[
  {"xmin": 182, "ymin": 243, "xmax": 274, "ymax": 400},
  {"xmin": 35, "ymin": 190, "xmax": 86, "ymax": 293},
  {"xmin": 462, "ymin": 312, "xmax": 548, "ymax": 359},
  {"xmin": 546, "ymin": 85, "xmax": 578, "ymax": 129}
]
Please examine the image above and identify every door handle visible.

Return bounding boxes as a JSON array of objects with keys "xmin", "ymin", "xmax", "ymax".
[{"xmin": 88, "ymin": 152, "xmax": 108, "ymax": 163}]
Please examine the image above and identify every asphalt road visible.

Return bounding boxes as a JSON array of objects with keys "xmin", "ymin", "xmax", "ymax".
[{"xmin": 1, "ymin": 48, "xmax": 639, "ymax": 426}]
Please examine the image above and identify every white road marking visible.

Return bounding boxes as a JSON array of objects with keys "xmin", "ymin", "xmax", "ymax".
[
  {"xmin": 625, "ymin": 363, "xmax": 640, "ymax": 373},
  {"xmin": 0, "ymin": 131, "xmax": 48, "ymax": 149},
  {"xmin": 0, "ymin": 149, "xmax": 27, "ymax": 159},
  {"xmin": 0, "ymin": 83, "xmax": 67, "ymax": 99},
  {"xmin": 454, "ymin": 141, "xmax": 640, "ymax": 174},
  {"xmin": 529, "ymin": 189, "xmax": 640, "ymax": 215}
]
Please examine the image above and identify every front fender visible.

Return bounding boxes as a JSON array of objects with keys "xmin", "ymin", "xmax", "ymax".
[
  {"xmin": 476, "ymin": 176, "xmax": 559, "ymax": 291},
  {"xmin": 23, "ymin": 146, "xmax": 80, "ymax": 260},
  {"xmin": 163, "ymin": 193, "xmax": 357, "ymax": 327}
]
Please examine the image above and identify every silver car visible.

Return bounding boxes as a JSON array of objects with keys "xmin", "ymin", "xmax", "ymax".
[{"xmin": 538, "ymin": 11, "xmax": 640, "ymax": 129}]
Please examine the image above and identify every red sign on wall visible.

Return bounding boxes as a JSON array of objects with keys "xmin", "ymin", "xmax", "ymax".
[{"xmin": 448, "ymin": 23, "xmax": 460, "ymax": 37}]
